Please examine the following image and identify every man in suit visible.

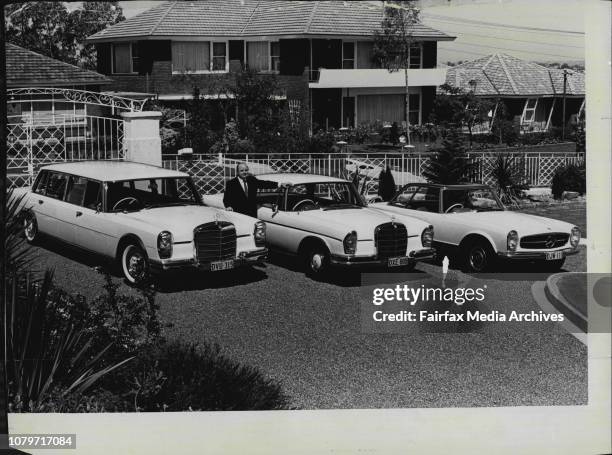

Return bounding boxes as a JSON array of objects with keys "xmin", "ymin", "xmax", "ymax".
[{"xmin": 223, "ymin": 163, "xmax": 278, "ymax": 218}]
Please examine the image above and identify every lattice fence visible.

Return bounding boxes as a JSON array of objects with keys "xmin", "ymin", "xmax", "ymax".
[
  {"xmin": 7, "ymin": 115, "xmax": 124, "ymax": 188},
  {"xmin": 162, "ymin": 151, "xmax": 584, "ymax": 195}
]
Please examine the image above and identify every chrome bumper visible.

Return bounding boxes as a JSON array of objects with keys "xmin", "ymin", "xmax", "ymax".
[
  {"xmin": 150, "ymin": 248, "xmax": 268, "ymax": 272},
  {"xmin": 497, "ymin": 247, "xmax": 579, "ymax": 260},
  {"xmin": 330, "ymin": 248, "xmax": 436, "ymax": 267}
]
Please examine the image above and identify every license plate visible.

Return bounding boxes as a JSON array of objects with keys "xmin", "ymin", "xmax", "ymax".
[
  {"xmin": 210, "ymin": 260, "xmax": 234, "ymax": 271},
  {"xmin": 546, "ymin": 251, "xmax": 563, "ymax": 260},
  {"xmin": 388, "ymin": 256, "xmax": 410, "ymax": 267}
]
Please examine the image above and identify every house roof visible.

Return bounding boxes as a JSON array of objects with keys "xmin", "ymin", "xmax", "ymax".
[
  {"xmin": 6, "ymin": 43, "xmax": 111, "ymax": 88},
  {"xmin": 87, "ymin": 0, "xmax": 454, "ymax": 42},
  {"xmin": 443, "ymin": 53, "xmax": 584, "ymax": 97}
]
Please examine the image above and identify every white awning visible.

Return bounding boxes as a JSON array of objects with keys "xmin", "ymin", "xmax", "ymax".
[{"xmin": 309, "ymin": 68, "xmax": 447, "ymax": 89}]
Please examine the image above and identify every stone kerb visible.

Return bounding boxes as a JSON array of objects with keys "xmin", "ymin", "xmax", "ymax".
[{"xmin": 121, "ymin": 111, "xmax": 163, "ymax": 167}]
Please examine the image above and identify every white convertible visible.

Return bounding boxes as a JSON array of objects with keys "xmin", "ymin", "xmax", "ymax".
[
  {"xmin": 19, "ymin": 161, "xmax": 267, "ymax": 283},
  {"xmin": 369, "ymin": 183, "xmax": 581, "ymax": 272},
  {"xmin": 204, "ymin": 174, "xmax": 435, "ymax": 277}
]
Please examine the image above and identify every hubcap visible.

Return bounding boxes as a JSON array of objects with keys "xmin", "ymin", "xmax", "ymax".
[
  {"xmin": 310, "ymin": 253, "xmax": 324, "ymax": 271},
  {"xmin": 127, "ymin": 251, "xmax": 145, "ymax": 280},
  {"xmin": 469, "ymin": 247, "xmax": 486, "ymax": 271}
]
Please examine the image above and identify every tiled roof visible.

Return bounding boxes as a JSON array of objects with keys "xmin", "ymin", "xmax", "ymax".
[
  {"xmin": 88, "ymin": 0, "xmax": 454, "ymax": 41},
  {"xmin": 444, "ymin": 53, "xmax": 584, "ymax": 96},
  {"xmin": 6, "ymin": 43, "xmax": 111, "ymax": 88}
]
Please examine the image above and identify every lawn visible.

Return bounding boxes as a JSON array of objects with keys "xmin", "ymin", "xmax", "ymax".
[{"xmin": 512, "ymin": 199, "xmax": 587, "ymax": 237}]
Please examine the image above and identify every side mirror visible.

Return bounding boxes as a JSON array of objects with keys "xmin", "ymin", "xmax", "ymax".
[
  {"xmin": 95, "ymin": 202, "xmax": 102, "ymax": 213},
  {"xmin": 272, "ymin": 204, "xmax": 279, "ymax": 215}
]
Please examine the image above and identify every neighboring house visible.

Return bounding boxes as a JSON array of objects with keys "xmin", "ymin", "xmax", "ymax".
[
  {"xmin": 6, "ymin": 43, "xmax": 112, "ymax": 124},
  {"xmin": 443, "ymin": 53, "xmax": 585, "ymax": 133},
  {"xmin": 87, "ymin": 0, "xmax": 454, "ymax": 130}
]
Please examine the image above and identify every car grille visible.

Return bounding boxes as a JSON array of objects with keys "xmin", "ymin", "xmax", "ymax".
[
  {"xmin": 194, "ymin": 222, "xmax": 236, "ymax": 263},
  {"xmin": 520, "ymin": 233, "xmax": 569, "ymax": 249},
  {"xmin": 375, "ymin": 222, "xmax": 408, "ymax": 259}
]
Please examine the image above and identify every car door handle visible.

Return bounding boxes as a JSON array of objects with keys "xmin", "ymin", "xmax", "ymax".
[
  {"xmin": 38, "ymin": 200, "xmax": 44, "ymax": 204},
  {"xmin": 76, "ymin": 211, "xmax": 83, "ymax": 217}
]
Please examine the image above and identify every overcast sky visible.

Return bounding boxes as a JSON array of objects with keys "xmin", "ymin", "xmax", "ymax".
[{"xmin": 118, "ymin": 0, "xmax": 585, "ymax": 64}]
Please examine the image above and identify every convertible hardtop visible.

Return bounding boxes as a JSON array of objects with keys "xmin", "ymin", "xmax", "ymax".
[{"xmin": 40, "ymin": 161, "xmax": 189, "ymax": 182}]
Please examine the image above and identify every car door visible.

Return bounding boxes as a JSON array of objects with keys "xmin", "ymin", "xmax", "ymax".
[
  {"xmin": 35, "ymin": 171, "xmax": 70, "ymax": 239},
  {"xmin": 256, "ymin": 187, "xmax": 302, "ymax": 254},
  {"xmin": 65, "ymin": 176, "xmax": 113, "ymax": 254}
]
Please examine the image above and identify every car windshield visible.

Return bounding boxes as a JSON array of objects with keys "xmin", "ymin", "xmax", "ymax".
[
  {"xmin": 442, "ymin": 188, "xmax": 504, "ymax": 213},
  {"xmin": 106, "ymin": 177, "xmax": 202, "ymax": 212},
  {"xmin": 286, "ymin": 182, "xmax": 365, "ymax": 211}
]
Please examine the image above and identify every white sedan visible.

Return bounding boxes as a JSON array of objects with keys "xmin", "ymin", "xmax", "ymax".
[
  {"xmin": 18, "ymin": 161, "xmax": 268, "ymax": 284},
  {"xmin": 204, "ymin": 174, "xmax": 435, "ymax": 278},
  {"xmin": 369, "ymin": 183, "xmax": 581, "ymax": 272}
]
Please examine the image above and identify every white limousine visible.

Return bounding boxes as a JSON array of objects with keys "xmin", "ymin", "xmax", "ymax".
[
  {"xmin": 204, "ymin": 174, "xmax": 435, "ymax": 278},
  {"xmin": 19, "ymin": 161, "xmax": 268, "ymax": 283},
  {"xmin": 369, "ymin": 183, "xmax": 581, "ymax": 272}
]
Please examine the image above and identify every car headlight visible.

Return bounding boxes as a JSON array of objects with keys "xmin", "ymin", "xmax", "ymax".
[
  {"xmin": 343, "ymin": 231, "xmax": 357, "ymax": 254},
  {"xmin": 421, "ymin": 225, "xmax": 434, "ymax": 248},
  {"xmin": 157, "ymin": 231, "xmax": 173, "ymax": 259},
  {"xmin": 507, "ymin": 230, "xmax": 518, "ymax": 252},
  {"xmin": 254, "ymin": 221, "xmax": 266, "ymax": 246},
  {"xmin": 570, "ymin": 227, "xmax": 581, "ymax": 248}
]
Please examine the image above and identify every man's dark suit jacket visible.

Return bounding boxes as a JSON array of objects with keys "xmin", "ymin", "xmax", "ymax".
[{"xmin": 223, "ymin": 175, "xmax": 277, "ymax": 218}]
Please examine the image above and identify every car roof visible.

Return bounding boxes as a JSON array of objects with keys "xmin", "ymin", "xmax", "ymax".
[
  {"xmin": 403, "ymin": 183, "xmax": 491, "ymax": 190},
  {"xmin": 256, "ymin": 173, "xmax": 349, "ymax": 184},
  {"xmin": 40, "ymin": 161, "xmax": 189, "ymax": 182}
]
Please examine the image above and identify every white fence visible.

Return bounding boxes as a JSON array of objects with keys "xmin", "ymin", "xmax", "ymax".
[
  {"xmin": 162, "ymin": 151, "xmax": 585, "ymax": 195},
  {"xmin": 7, "ymin": 115, "xmax": 124, "ymax": 188}
]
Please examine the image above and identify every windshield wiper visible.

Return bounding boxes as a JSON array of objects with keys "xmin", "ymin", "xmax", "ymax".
[
  {"xmin": 476, "ymin": 207, "xmax": 504, "ymax": 212},
  {"xmin": 143, "ymin": 202, "xmax": 192, "ymax": 209},
  {"xmin": 323, "ymin": 203, "xmax": 363, "ymax": 210}
]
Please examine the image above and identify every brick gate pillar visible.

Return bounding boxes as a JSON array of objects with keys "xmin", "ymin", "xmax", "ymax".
[{"xmin": 121, "ymin": 111, "xmax": 162, "ymax": 167}]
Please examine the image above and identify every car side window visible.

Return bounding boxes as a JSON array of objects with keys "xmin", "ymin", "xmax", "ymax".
[
  {"xmin": 33, "ymin": 171, "xmax": 49, "ymax": 195},
  {"xmin": 391, "ymin": 185, "xmax": 419, "ymax": 207},
  {"xmin": 45, "ymin": 172, "xmax": 68, "ymax": 200},
  {"xmin": 83, "ymin": 180, "xmax": 102, "ymax": 210},
  {"xmin": 65, "ymin": 176, "xmax": 88, "ymax": 206},
  {"xmin": 404, "ymin": 187, "xmax": 440, "ymax": 212},
  {"xmin": 256, "ymin": 187, "xmax": 282, "ymax": 209}
]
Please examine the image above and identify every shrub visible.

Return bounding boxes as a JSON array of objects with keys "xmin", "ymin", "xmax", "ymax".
[
  {"xmin": 490, "ymin": 154, "xmax": 529, "ymax": 200},
  {"xmin": 422, "ymin": 128, "xmax": 475, "ymax": 184},
  {"xmin": 378, "ymin": 166, "xmax": 397, "ymax": 201},
  {"xmin": 308, "ymin": 129, "xmax": 336, "ymax": 154},
  {"xmin": 551, "ymin": 163, "xmax": 586, "ymax": 199},
  {"xmin": 118, "ymin": 341, "xmax": 292, "ymax": 411}
]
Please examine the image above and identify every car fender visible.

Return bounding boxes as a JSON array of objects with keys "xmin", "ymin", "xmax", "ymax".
[{"xmin": 458, "ymin": 230, "xmax": 501, "ymax": 253}]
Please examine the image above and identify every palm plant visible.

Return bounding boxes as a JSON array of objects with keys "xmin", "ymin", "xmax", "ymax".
[
  {"xmin": 6, "ymin": 271, "xmax": 132, "ymax": 412},
  {"xmin": 490, "ymin": 154, "xmax": 529, "ymax": 206},
  {"xmin": 5, "ymin": 189, "xmax": 35, "ymax": 275}
]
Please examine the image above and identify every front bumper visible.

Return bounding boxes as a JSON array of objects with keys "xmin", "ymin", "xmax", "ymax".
[
  {"xmin": 497, "ymin": 247, "xmax": 579, "ymax": 260},
  {"xmin": 330, "ymin": 247, "xmax": 436, "ymax": 267},
  {"xmin": 150, "ymin": 248, "xmax": 268, "ymax": 272}
]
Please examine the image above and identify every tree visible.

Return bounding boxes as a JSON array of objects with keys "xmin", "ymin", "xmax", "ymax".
[
  {"xmin": 5, "ymin": 2, "xmax": 124, "ymax": 68},
  {"xmin": 378, "ymin": 166, "xmax": 397, "ymax": 201},
  {"xmin": 373, "ymin": 0, "xmax": 420, "ymax": 147},
  {"xmin": 422, "ymin": 129, "xmax": 475, "ymax": 184}
]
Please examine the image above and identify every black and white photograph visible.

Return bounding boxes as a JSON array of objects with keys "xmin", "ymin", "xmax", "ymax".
[{"xmin": 1, "ymin": 0, "xmax": 610, "ymax": 454}]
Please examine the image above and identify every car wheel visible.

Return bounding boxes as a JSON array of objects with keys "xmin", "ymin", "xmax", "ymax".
[
  {"xmin": 539, "ymin": 258, "xmax": 566, "ymax": 272},
  {"xmin": 23, "ymin": 211, "xmax": 39, "ymax": 244},
  {"xmin": 121, "ymin": 243, "xmax": 150, "ymax": 284},
  {"xmin": 463, "ymin": 239, "xmax": 495, "ymax": 273},
  {"xmin": 304, "ymin": 244, "xmax": 330, "ymax": 278}
]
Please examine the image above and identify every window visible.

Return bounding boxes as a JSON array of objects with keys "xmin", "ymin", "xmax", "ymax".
[
  {"xmin": 246, "ymin": 41, "xmax": 280, "ymax": 72},
  {"xmin": 212, "ymin": 42, "xmax": 227, "ymax": 71},
  {"xmin": 409, "ymin": 44, "xmax": 422, "ymax": 69},
  {"xmin": 112, "ymin": 43, "xmax": 138, "ymax": 74},
  {"xmin": 172, "ymin": 42, "xmax": 211, "ymax": 73},
  {"xmin": 392, "ymin": 186, "xmax": 440, "ymax": 212},
  {"xmin": 65, "ymin": 176, "xmax": 88, "ymax": 206},
  {"xmin": 45, "ymin": 173, "xmax": 68, "ymax": 200},
  {"xmin": 270, "ymin": 42, "xmax": 280, "ymax": 72},
  {"xmin": 247, "ymin": 41, "xmax": 268, "ymax": 71},
  {"xmin": 408, "ymin": 93, "xmax": 420, "ymax": 126},
  {"xmin": 33, "ymin": 171, "xmax": 49, "ymax": 195},
  {"xmin": 343, "ymin": 42, "xmax": 355, "ymax": 69},
  {"xmin": 523, "ymin": 98, "xmax": 538, "ymax": 123},
  {"xmin": 83, "ymin": 180, "xmax": 102, "ymax": 210}
]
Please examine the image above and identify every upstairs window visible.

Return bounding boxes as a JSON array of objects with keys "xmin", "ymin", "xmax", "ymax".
[
  {"xmin": 409, "ymin": 43, "xmax": 422, "ymax": 69},
  {"xmin": 246, "ymin": 41, "xmax": 280, "ymax": 72},
  {"xmin": 112, "ymin": 43, "xmax": 139, "ymax": 74},
  {"xmin": 343, "ymin": 42, "xmax": 355, "ymax": 69},
  {"xmin": 172, "ymin": 41, "xmax": 228, "ymax": 73}
]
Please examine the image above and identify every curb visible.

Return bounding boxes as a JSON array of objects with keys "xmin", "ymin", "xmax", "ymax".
[{"xmin": 544, "ymin": 272, "xmax": 587, "ymax": 333}]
